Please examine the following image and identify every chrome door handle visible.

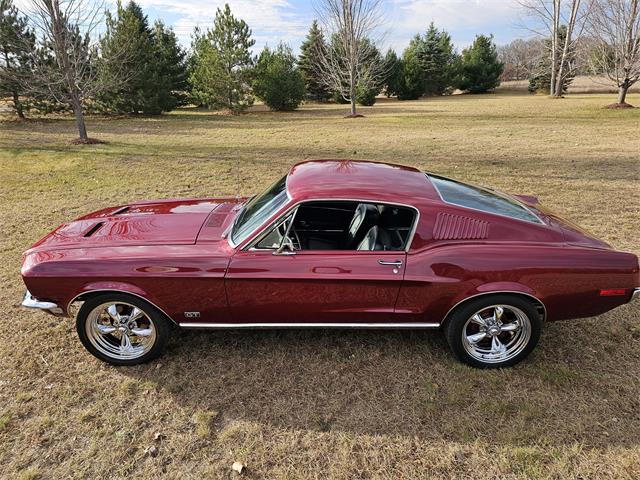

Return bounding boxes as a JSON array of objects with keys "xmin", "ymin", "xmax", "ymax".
[{"xmin": 378, "ymin": 260, "xmax": 403, "ymax": 267}]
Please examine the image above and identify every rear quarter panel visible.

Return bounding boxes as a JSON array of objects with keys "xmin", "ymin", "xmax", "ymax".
[{"xmin": 398, "ymin": 243, "xmax": 639, "ymax": 324}]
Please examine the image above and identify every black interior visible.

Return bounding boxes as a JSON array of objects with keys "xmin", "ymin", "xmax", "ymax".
[{"xmin": 290, "ymin": 201, "xmax": 415, "ymax": 251}]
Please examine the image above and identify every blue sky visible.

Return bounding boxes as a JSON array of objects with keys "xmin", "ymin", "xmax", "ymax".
[{"xmin": 129, "ymin": 0, "xmax": 528, "ymax": 53}]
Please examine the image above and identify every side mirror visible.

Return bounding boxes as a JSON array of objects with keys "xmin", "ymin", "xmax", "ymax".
[{"xmin": 273, "ymin": 243, "xmax": 296, "ymax": 256}]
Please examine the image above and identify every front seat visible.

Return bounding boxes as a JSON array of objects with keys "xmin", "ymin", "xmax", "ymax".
[
  {"xmin": 356, "ymin": 225, "xmax": 394, "ymax": 251},
  {"xmin": 344, "ymin": 204, "xmax": 379, "ymax": 248}
]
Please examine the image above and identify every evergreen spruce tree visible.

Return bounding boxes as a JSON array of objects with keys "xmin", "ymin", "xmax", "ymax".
[
  {"xmin": 456, "ymin": 34, "xmax": 503, "ymax": 93},
  {"xmin": 152, "ymin": 21, "xmax": 188, "ymax": 109},
  {"xmin": 354, "ymin": 39, "xmax": 383, "ymax": 105},
  {"xmin": 298, "ymin": 20, "xmax": 330, "ymax": 101},
  {"xmin": 189, "ymin": 3, "xmax": 254, "ymax": 112},
  {"xmin": 396, "ymin": 42, "xmax": 425, "ymax": 100},
  {"xmin": 98, "ymin": 1, "xmax": 186, "ymax": 114},
  {"xmin": 382, "ymin": 49, "xmax": 402, "ymax": 97},
  {"xmin": 528, "ymin": 26, "xmax": 575, "ymax": 95},
  {"xmin": 253, "ymin": 43, "xmax": 304, "ymax": 111},
  {"xmin": 414, "ymin": 23, "xmax": 457, "ymax": 95},
  {"xmin": 188, "ymin": 29, "xmax": 226, "ymax": 109},
  {"xmin": 0, "ymin": 0, "xmax": 34, "ymax": 118},
  {"xmin": 98, "ymin": 1, "xmax": 155, "ymax": 113}
]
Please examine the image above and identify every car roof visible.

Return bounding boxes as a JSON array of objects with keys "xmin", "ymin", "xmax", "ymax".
[{"xmin": 286, "ymin": 160, "xmax": 440, "ymax": 206}]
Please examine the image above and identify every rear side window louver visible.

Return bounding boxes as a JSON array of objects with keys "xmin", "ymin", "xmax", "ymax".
[{"xmin": 433, "ymin": 212, "xmax": 489, "ymax": 240}]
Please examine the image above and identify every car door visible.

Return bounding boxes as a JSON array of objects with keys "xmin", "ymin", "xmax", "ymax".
[{"xmin": 224, "ymin": 249, "xmax": 406, "ymax": 324}]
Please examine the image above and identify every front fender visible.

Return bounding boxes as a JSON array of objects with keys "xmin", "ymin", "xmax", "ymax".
[{"xmin": 65, "ymin": 282, "xmax": 178, "ymax": 324}]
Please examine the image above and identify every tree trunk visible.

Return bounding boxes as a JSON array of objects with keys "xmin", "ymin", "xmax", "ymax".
[
  {"xmin": 12, "ymin": 91, "xmax": 25, "ymax": 119},
  {"xmin": 349, "ymin": 75, "xmax": 357, "ymax": 116},
  {"xmin": 72, "ymin": 97, "xmax": 88, "ymax": 141},
  {"xmin": 617, "ymin": 84, "xmax": 629, "ymax": 104},
  {"xmin": 550, "ymin": 0, "xmax": 559, "ymax": 96}
]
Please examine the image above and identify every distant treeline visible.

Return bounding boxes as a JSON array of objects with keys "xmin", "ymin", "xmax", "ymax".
[
  {"xmin": 2, "ymin": 0, "xmax": 637, "ymax": 141},
  {"xmin": 0, "ymin": 0, "xmax": 505, "ymax": 120}
]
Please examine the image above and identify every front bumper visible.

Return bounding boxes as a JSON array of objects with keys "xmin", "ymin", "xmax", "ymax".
[{"xmin": 22, "ymin": 290, "xmax": 64, "ymax": 316}]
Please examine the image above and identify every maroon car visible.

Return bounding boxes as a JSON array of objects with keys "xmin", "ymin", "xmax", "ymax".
[{"xmin": 21, "ymin": 160, "xmax": 639, "ymax": 368}]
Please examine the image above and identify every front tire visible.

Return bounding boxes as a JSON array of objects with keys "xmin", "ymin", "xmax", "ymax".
[
  {"xmin": 76, "ymin": 293, "xmax": 170, "ymax": 366},
  {"xmin": 445, "ymin": 294, "xmax": 542, "ymax": 368}
]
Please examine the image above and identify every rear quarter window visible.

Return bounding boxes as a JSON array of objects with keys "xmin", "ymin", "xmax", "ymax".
[{"xmin": 427, "ymin": 174, "xmax": 542, "ymax": 224}]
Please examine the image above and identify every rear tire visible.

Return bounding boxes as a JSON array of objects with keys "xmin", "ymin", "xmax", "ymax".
[
  {"xmin": 445, "ymin": 294, "xmax": 542, "ymax": 368},
  {"xmin": 76, "ymin": 293, "xmax": 170, "ymax": 366}
]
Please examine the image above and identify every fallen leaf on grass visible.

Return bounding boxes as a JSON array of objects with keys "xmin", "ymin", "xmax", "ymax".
[{"xmin": 145, "ymin": 446, "xmax": 158, "ymax": 458}]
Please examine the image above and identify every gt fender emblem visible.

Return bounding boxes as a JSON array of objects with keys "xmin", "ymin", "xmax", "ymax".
[{"xmin": 184, "ymin": 312, "xmax": 201, "ymax": 318}]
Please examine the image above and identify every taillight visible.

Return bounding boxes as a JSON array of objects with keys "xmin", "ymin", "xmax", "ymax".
[{"xmin": 599, "ymin": 289, "xmax": 627, "ymax": 296}]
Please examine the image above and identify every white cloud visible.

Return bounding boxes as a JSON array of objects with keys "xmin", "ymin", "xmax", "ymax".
[
  {"xmin": 14, "ymin": 0, "xmax": 531, "ymax": 53},
  {"xmin": 386, "ymin": 0, "xmax": 525, "ymax": 51},
  {"xmin": 135, "ymin": 0, "xmax": 310, "ymax": 48}
]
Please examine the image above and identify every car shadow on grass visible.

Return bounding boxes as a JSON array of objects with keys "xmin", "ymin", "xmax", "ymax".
[{"xmin": 123, "ymin": 306, "xmax": 640, "ymax": 449}]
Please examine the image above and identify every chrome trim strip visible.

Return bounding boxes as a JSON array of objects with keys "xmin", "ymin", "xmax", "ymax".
[
  {"xmin": 179, "ymin": 322, "xmax": 440, "ymax": 329},
  {"xmin": 441, "ymin": 291, "xmax": 548, "ymax": 325},
  {"xmin": 22, "ymin": 290, "xmax": 63, "ymax": 314},
  {"xmin": 67, "ymin": 289, "xmax": 179, "ymax": 325},
  {"xmin": 243, "ymin": 198, "xmax": 421, "ymax": 253},
  {"xmin": 631, "ymin": 288, "xmax": 640, "ymax": 302}
]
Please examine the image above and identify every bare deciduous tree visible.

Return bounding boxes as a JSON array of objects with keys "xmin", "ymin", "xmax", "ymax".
[
  {"xmin": 313, "ymin": 0, "xmax": 386, "ymax": 117},
  {"xmin": 588, "ymin": 0, "xmax": 640, "ymax": 106},
  {"xmin": 520, "ymin": 0, "xmax": 591, "ymax": 96},
  {"xmin": 18, "ymin": 0, "xmax": 127, "ymax": 142},
  {"xmin": 498, "ymin": 38, "xmax": 544, "ymax": 80}
]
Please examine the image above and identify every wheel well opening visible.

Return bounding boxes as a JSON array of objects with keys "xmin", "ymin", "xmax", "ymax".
[
  {"xmin": 68, "ymin": 290, "xmax": 178, "ymax": 325},
  {"xmin": 443, "ymin": 292, "xmax": 546, "ymax": 327}
]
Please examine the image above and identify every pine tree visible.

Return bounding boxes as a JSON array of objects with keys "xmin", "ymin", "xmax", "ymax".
[
  {"xmin": 0, "ymin": 0, "xmax": 34, "ymax": 118},
  {"xmin": 98, "ymin": 1, "xmax": 156, "ymax": 113},
  {"xmin": 396, "ymin": 42, "xmax": 425, "ymax": 100},
  {"xmin": 190, "ymin": 3, "xmax": 254, "ymax": 112},
  {"xmin": 456, "ymin": 34, "xmax": 503, "ymax": 93},
  {"xmin": 253, "ymin": 43, "xmax": 304, "ymax": 111},
  {"xmin": 354, "ymin": 38, "xmax": 383, "ymax": 105},
  {"xmin": 152, "ymin": 21, "xmax": 188, "ymax": 109},
  {"xmin": 528, "ymin": 26, "xmax": 575, "ymax": 95},
  {"xmin": 382, "ymin": 49, "xmax": 402, "ymax": 97},
  {"xmin": 188, "ymin": 29, "xmax": 226, "ymax": 109},
  {"xmin": 414, "ymin": 23, "xmax": 457, "ymax": 95},
  {"xmin": 298, "ymin": 20, "xmax": 330, "ymax": 101},
  {"xmin": 98, "ymin": 1, "xmax": 185, "ymax": 114}
]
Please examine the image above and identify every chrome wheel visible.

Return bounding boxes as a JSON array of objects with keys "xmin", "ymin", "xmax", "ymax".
[
  {"xmin": 85, "ymin": 301, "xmax": 157, "ymax": 361},
  {"xmin": 461, "ymin": 304, "xmax": 532, "ymax": 364}
]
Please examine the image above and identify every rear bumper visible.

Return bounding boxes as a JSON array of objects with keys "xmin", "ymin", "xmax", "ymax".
[{"xmin": 22, "ymin": 290, "xmax": 64, "ymax": 316}]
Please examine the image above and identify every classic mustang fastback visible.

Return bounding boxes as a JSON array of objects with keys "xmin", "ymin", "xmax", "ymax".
[{"xmin": 21, "ymin": 160, "xmax": 639, "ymax": 368}]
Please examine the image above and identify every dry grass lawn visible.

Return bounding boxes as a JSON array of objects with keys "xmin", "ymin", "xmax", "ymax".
[{"xmin": 1, "ymin": 93, "xmax": 639, "ymax": 479}]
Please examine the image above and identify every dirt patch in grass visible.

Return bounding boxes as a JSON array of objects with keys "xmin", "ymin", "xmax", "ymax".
[
  {"xmin": 69, "ymin": 137, "xmax": 107, "ymax": 145},
  {"xmin": 1, "ymin": 92, "xmax": 639, "ymax": 478},
  {"xmin": 604, "ymin": 102, "xmax": 635, "ymax": 109}
]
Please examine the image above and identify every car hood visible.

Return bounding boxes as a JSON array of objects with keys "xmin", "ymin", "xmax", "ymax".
[{"xmin": 26, "ymin": 197, "xmax": 245, "ymax": 252}]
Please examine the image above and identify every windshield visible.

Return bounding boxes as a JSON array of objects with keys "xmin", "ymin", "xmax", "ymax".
[
  {"xmin": 231, "ymin": 175, "xmax": 288, "ymax": 245},
  {"xmin": 427, "ymin": 174, "xmax": 542, "ymax": 224}
]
